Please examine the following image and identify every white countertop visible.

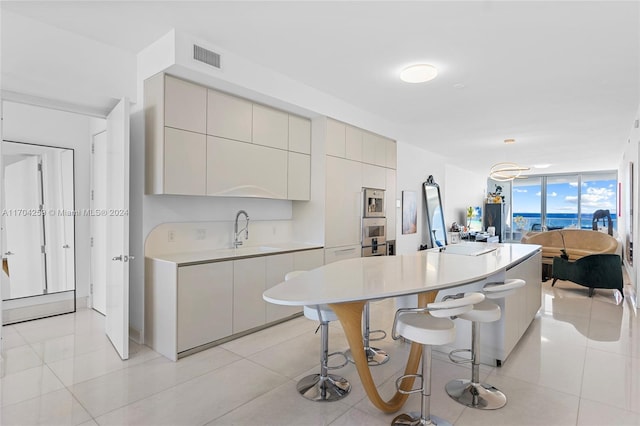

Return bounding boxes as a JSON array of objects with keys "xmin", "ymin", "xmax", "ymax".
[
  {"xmin": 147, "ymin": 242, "xmax": 324, "ymax": 266},
  {"xmin": 263, "ymin": 242, "xmax": 541, "ymax": 306}
]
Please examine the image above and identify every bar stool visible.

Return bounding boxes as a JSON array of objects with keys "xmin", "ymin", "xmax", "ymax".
[
  {"xmin": 391, "ymin": 292, "xmax": 485, "ymax": 426},
  {"xmin": 345, "ymin": 301, "xmax": 389, "ymax": 365},
  {"xmin": 445, "ymin": 278, "xmax": 526, "ymax": 410},
  {"xmin": 286, "ymin": 271, "xmax": 351, "ymax": 402}
]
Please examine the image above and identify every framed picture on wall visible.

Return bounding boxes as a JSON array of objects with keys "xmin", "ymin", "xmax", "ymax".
[{"xmin": 402, "ymin": 191, "xmax": 417, "ymax": 234}]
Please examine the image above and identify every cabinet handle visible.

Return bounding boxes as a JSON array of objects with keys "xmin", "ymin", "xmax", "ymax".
[{"xmin": 336, "ymin": 248, "xmax": 355, "ymax": 254}]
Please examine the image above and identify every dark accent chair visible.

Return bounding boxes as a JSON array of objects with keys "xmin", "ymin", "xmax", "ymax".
[{"xmin": 552, "ymin": 254, "xmax": 623, "ymax": 298}]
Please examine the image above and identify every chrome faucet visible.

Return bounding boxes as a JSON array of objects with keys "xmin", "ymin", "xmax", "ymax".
[{"xmin": 233, "ymin": 210, "xmax": 250, "ymax": 248}]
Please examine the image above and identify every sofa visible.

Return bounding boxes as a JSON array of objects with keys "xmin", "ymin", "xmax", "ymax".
[
  {"xmin": 521, "ymin": 229, "xmax": 618, "ymax": 262},
  {"xmin": 520, "ymin": 229, "xmax": 619, "ymax": 280}
]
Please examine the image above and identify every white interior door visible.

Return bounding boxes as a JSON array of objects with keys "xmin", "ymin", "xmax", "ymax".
[
  {"xmin": 91, "ymin": 131, "xmax": 107, "ymax": 314},
  {"xmin": 60, "ymin": 149, "xmax": 75, "ymax": 291},
  {"xmin": 4, "ymin": 156, "xmax": 46, "ymax": 298},
  {"xmin": 105, "ymin": 98, "xmax": 130, "ymax": 360}
]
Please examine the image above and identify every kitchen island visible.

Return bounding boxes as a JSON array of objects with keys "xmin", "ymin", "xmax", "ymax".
[{"xmin": 263, "ymin": 242, "xmax": 541, "ymax": 413}]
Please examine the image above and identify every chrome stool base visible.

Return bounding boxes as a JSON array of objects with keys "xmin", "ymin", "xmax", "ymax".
[
  {"xmin": 445, "ymin": 379, "xmax": 507, "ymax": 410},
  {"xmin": 296, "ymin": 373, "xmax": 351, "ymax": 402},
  {"xmin": 391, "ymin": 412, "xmax": 452, "ymax": 426},
  {"xmin": 345, "ymin": 346, "xmax": 390, "ymax": 366}
]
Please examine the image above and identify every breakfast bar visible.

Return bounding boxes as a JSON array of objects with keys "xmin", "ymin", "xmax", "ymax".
[{"xmin": 263, "ymin": 242, "xmax": 542, "ymax": 413}]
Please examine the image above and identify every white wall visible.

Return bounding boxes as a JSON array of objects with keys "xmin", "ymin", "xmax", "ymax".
[
  {"xmin": 445, "ymin": 164, "xmax": 487, "ymax": 229},
  {"xmin": 394, "ymin": 142, "xmax": 487, "ymax": 254},
  {"xmin": 619, "ymin": 104, "xmax": 640, "ymax": 306},
  {"xmin": 1, "ymin": 101, "xmax": 93, "ymax": 301},
  {"xmin": 394, "ymin": 142, "xmax": 445, "ymax": 253},
  {"xmin": 1, "ymin": 11, "xmax": 136, "ymax": 116}
]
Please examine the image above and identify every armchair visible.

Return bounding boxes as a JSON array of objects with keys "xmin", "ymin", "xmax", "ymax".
[{"xmin": 551, "ymin": 254, "xmax": 623, "ymax": 298}]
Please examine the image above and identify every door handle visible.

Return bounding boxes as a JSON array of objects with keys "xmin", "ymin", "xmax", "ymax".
[
  {"xmin": 4, "ymin": 251, "xmax": 14, "ymax": 256},
  {"xmin": 112, "ymin": 255, "xmax": 135, "ymax": 262},
  {"xmin": 63, "ymin": 244, "xmax": 70, "ymax": 249}
]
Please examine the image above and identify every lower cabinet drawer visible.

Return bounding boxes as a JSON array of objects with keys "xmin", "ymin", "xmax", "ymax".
[{"xmin": 324, "ymin": 245, "xmax": 361, "ymax": 264}]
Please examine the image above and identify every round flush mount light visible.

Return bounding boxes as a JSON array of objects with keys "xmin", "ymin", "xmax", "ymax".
[{"xmin": 400, "ymin": 64, "xmax": 438, "ymax": 83}]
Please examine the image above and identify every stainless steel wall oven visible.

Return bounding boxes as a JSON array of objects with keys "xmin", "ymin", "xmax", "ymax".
[{"xmin": 362, "ymin": 188, "xmax": 387, "ymax": 256}]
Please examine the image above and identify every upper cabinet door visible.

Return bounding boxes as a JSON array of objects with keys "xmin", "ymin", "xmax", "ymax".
[
  {"xmin": 207, "ymin": 136, "xmax": 288, "ymax": 199},
  {"xmin": 164, "ymin": 75, "xmax": 207, "ymax": 134},
  {"xmin": 345, "ymin": 125, "xmax": 363, "ymax": 162},
  {"xmin": 385, "ymin": 139, "xmax": 397, "ymax": 169},
  {"xmin": 163, "ymin": 128, "xmax": 207, "ymax": 195},
  {"xmin": 362, "ymin": 132, "xmax": 387, "ymax": 167},
  {"xmin": 288, "ymin": 115, "xmax": 311, "ymax": 154},
  {"xmin": 207, "ymin": 89, "xmax": 252, "ymax": 143},
  {"xmin": 326, "ymin": 118, "xmax": 346, "ymax": 158},
  {"xmin": 252, "ymin": 104, "xmax": 288, "ymax": 150},
  {"xmin": 288, "ymin": 152, "xmax": 311, "ymax": 200}
]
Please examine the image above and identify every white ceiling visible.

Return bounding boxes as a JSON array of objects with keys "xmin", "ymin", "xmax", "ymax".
[{"xmin": 2, "ymin": 1, "xmax": 639, "ymax": 176}]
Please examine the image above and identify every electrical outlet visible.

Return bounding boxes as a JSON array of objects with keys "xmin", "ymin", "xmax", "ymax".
[
  {"xmin": 168, "ymin": 230, "xmax": 175, "ymax": 242},
  {"xmin": 196, "ymin": 229, "xmax": 206, "ymax": 240}
]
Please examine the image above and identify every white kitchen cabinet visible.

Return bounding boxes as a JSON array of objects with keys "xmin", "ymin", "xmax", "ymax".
[
  {"xmin": 326, "ymin": 118, "xmax": 346, "ymax": 158},
  {"xmin": 233, "ymin": 257, "xmax": 267, "ymax": 333},
  {"xmin": 252, "ymin": 104, "xmax": 288, "ymax": 150},
  {"xmin": 362, "ymin": 163, "xmax": 386, "ymax": 190},
  {"xmin": 265, "ymin": 253, "xmax": 297, "ymax": 323},
  {"xmin": 362, "ymin": 131, "xmax": 387, "ymax": 167},
  {"xmin": 288, "ymin": 152, "xmax": 311, "ymax": 200},
  {"xmin": 145, "ymin": 73, "xmax": 208, "ymax": 195},
  {"xmin": 164, "ymin": 75, "xmax": 207, "ymax": 134},
  {"xmin": 146, "ymin": 74, "xmax": 311, "ymax": 199},
  {"xmin": 325, "ymin": 156, "xmax": 363, "ymax": 248},
  {"xmin": 163, "ymin": 127, "xmax": 206, "ymax": 195},
  {"xmin": 385, "ymin": 139, "xmax": 397, "ymax": 169},
  {"xmin": 345, "ymin": 125, "xmax": 363, "ymax": 162},
  {"xmin": 386, "ymin": 168, "xmax": 397, "ymax": 241},
  {"xmin": 207, "ymin": 89, "xmax": 253, "ymax": 143},
  {"xmin": 177, "ymin": 261, "xmax": 233, "ymax": 353},
  {"xmin": 146, "ymin": 246, "xmax": 323, "ymax": 361},
  {"xmin": 324, "ymin": 245, "xmax": 361, "ymax": 264},
  {"xmin": 207, "ymin": 136, "xmax": 288, "ymax": 198},
  {"xmin": 288, "ymin": 115, "xmax": 311, "ymax": 154},
  {"xmin": 293, "ymin": 248, "xmax": 324, "ymax": 270}
]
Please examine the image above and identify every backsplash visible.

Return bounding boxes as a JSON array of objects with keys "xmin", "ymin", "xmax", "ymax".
[{"xmin": 145, "ymin": 220, "xmax": 295, "ymax": 257}]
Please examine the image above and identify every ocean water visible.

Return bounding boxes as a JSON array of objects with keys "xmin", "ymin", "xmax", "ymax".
[{"xmin": 512, "ymin": 212, "xmax": 617, "ymax": 231}]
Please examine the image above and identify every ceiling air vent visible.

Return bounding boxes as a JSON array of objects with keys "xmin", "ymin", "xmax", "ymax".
[{"xmin": 193, "ymin": 45, "xmax": 221, "ymax": 69}]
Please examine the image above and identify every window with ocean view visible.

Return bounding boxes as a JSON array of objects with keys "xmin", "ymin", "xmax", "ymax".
[{"xmin": 510, "ymin": 171, "xmax": 617, "ymax": 240}]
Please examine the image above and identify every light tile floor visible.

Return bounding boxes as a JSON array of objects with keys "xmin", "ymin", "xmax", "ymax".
[{"xmin": 1, "ymin": 280, "xmax": 639, "ymax": 425}]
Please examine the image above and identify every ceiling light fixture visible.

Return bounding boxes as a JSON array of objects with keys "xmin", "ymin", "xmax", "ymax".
[
  {"xmin": 489, "ymin": 162, "xmax": 530, "ymax": 182},
  {"xmin": 400, "ymin": 64, "xmax": 438, "ymax": 83},
  {"xmin": 489, "ymin": 138, "xmax": 530, "ymax": 181}
]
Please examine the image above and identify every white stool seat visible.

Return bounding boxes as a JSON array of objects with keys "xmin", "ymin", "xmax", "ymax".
[
  {"xmin": 458, "ymin": 300, "xmax": 501, "ymax": 323},
  {"xmin": 303, "ymin": 305, "xmax": 338, "ymax": 322},
  {"xmin": 391, "ymin": 292, "xmax": 484, "ymax": 426},
  {"xmin": 446, "ymin": 279, "xmax": 526, "ymax": 410},
  {"xmin": 288, "ymin": 270, "xmax": 350, "ymax": 402},
  {"xmin": 483, "ymin": 278, "xmax": 526, "ymax": 299},
  {"xmin": 396, "ymin": 313, "xmax": 456, "ymax": 346}
]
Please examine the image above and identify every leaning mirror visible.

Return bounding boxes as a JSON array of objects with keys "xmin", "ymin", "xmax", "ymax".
[
  {"xmin": 423, "ymin": 175, "xmax": 447, "ymax": 247},
  {"xmin": 1, "ymin": 141, "xmax": 76, "ymax": 305}
]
